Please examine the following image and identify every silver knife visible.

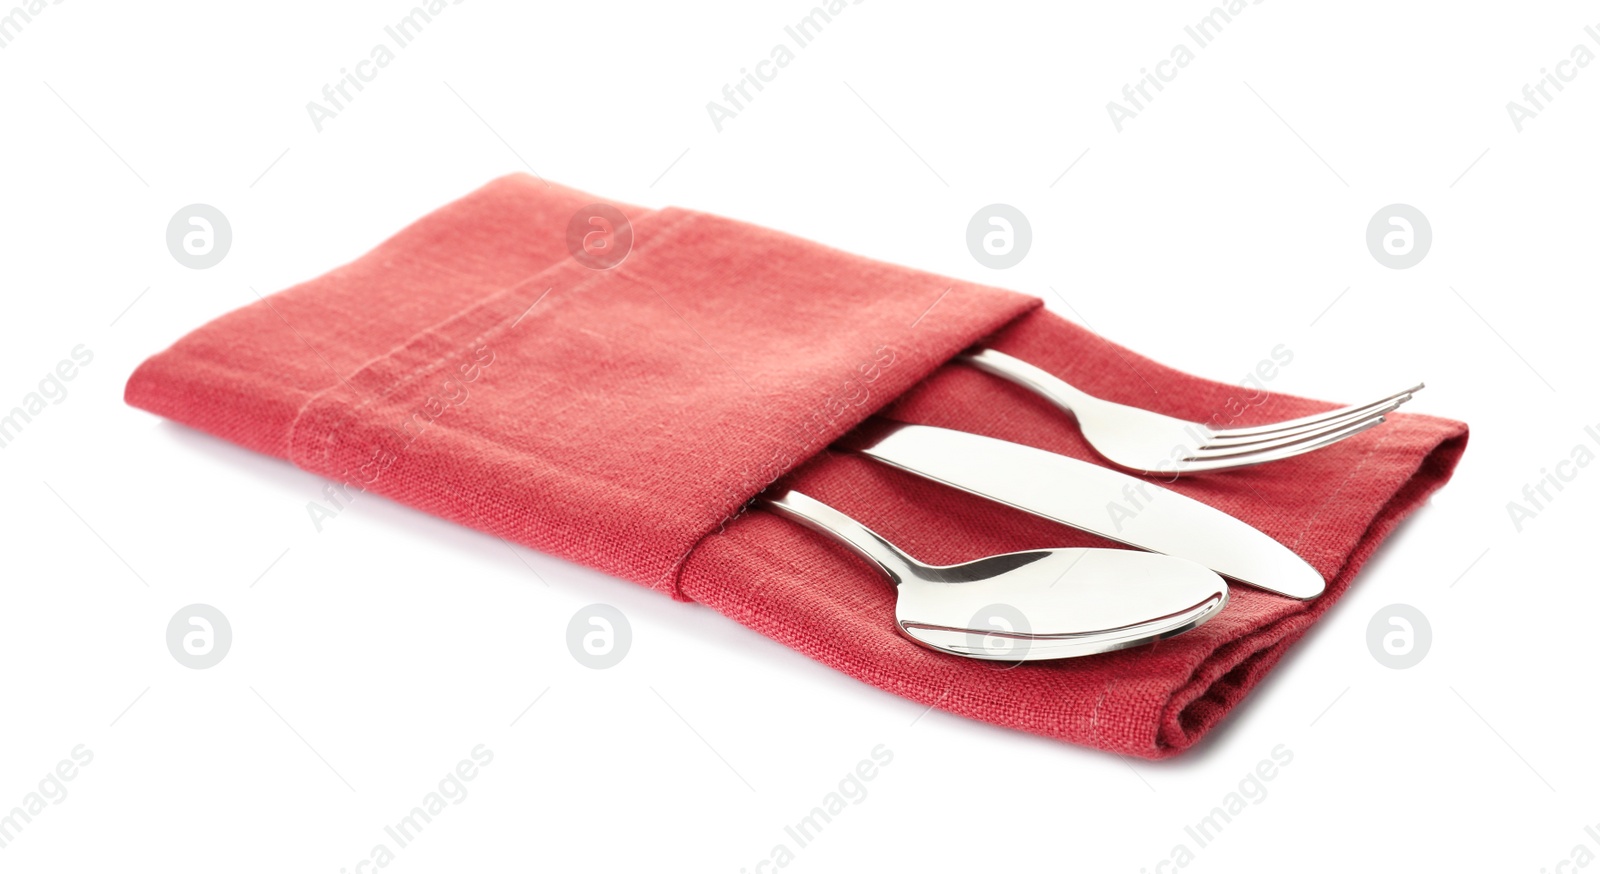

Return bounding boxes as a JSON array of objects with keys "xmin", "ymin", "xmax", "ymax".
[{"xmin": 851, "ymin": 420, "xmax": 1325, "ymax": 599}]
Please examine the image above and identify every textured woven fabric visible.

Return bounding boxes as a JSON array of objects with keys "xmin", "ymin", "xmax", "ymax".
[{"xmin": 126, "ymin": 174, "xmax": 1467, "ymax": 758}]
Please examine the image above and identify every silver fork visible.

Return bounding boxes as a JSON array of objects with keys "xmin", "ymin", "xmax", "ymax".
[{"xmin": 959, "ymin": 347, "xmax": 1422, "ymax": 476}]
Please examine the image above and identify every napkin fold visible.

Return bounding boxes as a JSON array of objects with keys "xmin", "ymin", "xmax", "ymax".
[{"xmin": 127, "ymin": 174, "xmax": 1467, "ymax": 758}]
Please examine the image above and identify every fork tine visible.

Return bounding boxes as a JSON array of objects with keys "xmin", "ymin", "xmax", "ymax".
[
  {"xmin": 1209, "ymin": 383, "xmax": 1423, "ymax": 441},
  {"xmin": 1189, "ymin": 404, "xmax": 1398, "ymax": 460},
  {"xmin": 1207, "ymin": 392, "xmax": 1409, "ymax": 444},
  {"xmin": 1204, "ymin": 394, "xmax": 1410, "ymax": 450},
  {"xmin": 1179, "ymin": 414, "xmax": 1387, "ymax": 471}
]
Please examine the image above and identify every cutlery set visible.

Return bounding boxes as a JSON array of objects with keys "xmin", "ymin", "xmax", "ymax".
[
  {"xmin": 763, "ymin": 347, "xmax": 1422, "ymax": 661},
  {"xmin": 119, "ymin": 173, "xmax": 1469, "ymax": 757}
]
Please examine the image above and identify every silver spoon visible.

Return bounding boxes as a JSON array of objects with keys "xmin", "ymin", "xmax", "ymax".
[{"xmin": 760, "ymin": 489, "xmax": 1229, "ymax": 661}]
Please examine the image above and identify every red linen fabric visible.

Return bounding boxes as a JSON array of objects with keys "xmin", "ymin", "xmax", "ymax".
[{"xmin": 126, "ymin": 174, "xmax": 1467, "ymax": 758}]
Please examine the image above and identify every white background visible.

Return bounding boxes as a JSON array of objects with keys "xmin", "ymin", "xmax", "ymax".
[{"xmin": 3, "ymin": 1, "xmax": 1598, "ymax": 871}]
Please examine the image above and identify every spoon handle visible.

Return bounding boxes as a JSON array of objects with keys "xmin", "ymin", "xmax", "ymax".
[{"xmin": 760, "ymin": 490, "xmax": 920, "ymax": 586}]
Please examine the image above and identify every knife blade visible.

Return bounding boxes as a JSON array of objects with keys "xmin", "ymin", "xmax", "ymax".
[{"xmin": 852, "ymin": 420, "xmax": 1325, "ymax": 599}]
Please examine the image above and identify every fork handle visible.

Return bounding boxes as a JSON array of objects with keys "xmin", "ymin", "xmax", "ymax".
[{"xmin": 958, "ymin": 348, "xmax": 1099, "ymax": 417}]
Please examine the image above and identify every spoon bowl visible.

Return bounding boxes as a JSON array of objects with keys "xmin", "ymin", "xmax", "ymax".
[{"xmin": 762, "ymin": 489, "xmax": 1229, "ymax": 661}]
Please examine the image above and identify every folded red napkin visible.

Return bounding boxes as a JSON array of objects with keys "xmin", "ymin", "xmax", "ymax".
[{"xmin": 127, "ymin": 175, "xmax": 1467, "ymax": 758}]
